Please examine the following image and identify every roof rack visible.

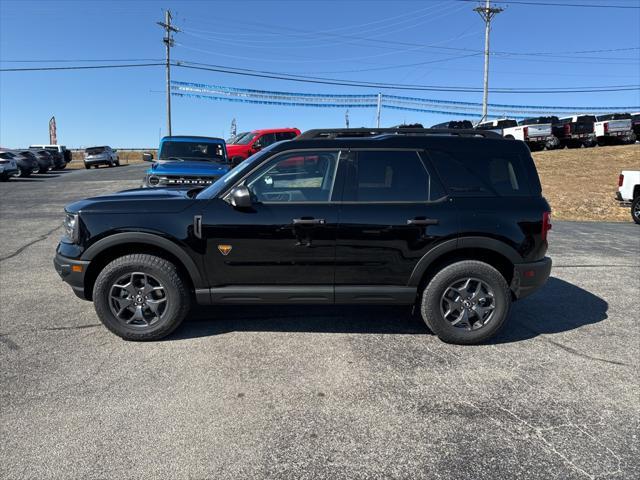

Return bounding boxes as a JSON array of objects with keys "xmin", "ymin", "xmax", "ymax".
[{"xmin": 296, "ymin": 128, "xmax": 503, "ymax": 140}]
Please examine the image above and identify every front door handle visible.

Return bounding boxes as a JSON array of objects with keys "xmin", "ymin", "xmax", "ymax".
[
  {"xmin": 293, "ymin": 218, "xmax": 326, "ymax": 225},
  {"xmin": 407, "ymin": 218, "xmax": 439, "ymax": 226}
]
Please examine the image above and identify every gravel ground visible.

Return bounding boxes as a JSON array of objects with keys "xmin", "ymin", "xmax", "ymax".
[{"xmin": 1, "ymin": 165, "xmax": 639, "ymax": 479}]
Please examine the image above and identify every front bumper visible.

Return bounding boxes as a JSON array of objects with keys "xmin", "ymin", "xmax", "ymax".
[
  {"xmin": 511, "ymin": 257, "xmax": 552, "ymax": 300},
  {"xmin": 54, "ymin": 251, "xmax": 90, "ymax": 300}
]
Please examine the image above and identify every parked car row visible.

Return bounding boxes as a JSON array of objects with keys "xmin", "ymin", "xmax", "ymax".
[
  {"xmin": 0, "ymin": 145, "xmax": 71, "ymax": 180},
  {"xmin": 437, "ymin": 113, "xmax": 637, "ymax": 151}
]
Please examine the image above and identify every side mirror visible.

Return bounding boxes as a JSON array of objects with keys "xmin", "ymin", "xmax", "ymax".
[
  {"xmin": 252, "ymin": 142, "xmax": 263, "ymax": 151},
  {"xmin": 142, "ymin": 153, "xmax": 154, "ymax": 162},
  {"xmin": 229, "ymin": 185, "xmax": 252, "ymax": 208}
]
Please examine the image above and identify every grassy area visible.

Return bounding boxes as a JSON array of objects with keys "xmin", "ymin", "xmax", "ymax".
[
  {"xmin": 532, "ymin": 144, "xmax": 639, "ymax": 222},
  {"xmin": 66, "ymin": 145, "xmax": 639, "ymax": 221}
]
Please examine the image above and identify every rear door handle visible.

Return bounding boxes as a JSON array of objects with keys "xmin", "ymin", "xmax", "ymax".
[
  {"xmin": 293, "ymin": 218, "xmax": 326, "ymax": 225},
  {"xmin": 407, "ymin": 218, "xmax": 439, "ymax": 226}
]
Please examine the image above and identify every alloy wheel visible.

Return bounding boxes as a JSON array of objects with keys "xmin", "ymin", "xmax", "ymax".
[
  {"xmin": 440, "ymin": 277, "xmax": 496, "ymax": 331},
  {"xmin": 109, "ymin": 272, "xmax": 168, "ymax": 327}
]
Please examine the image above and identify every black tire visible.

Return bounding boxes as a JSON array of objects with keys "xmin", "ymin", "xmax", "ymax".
[
  {"xmin": 0, "ymin": 173, "xmax": 8, "ymax": 182},
  {"xmin": 84, "ymin": 163, "xmax": 90, "ymax": 169},
  {"xmin": 93, "ymin": 254, "xmax": 191, "ymax": 341},
  {"xmin": 18, "ymin": 168, "xmax": 30, "ymax": 178},
  {"xmin": 420, "ymin": 260, "xmax": 511, "ymax": 345},
  {"xmin": 504, "ymin": 135, "xmax": 515, "ymax": 140},
  {"xmin": 632, "ymin": 196, "xmax": 640, "ymax": 225}
]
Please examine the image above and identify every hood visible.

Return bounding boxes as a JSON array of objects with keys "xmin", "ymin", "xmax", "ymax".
[
  {"xmin": 66, "ymin": 187, "xmax": 195, "ymax": 214},
  {"xmin": 148, "ymin": 160, "xmax": 230, "ymax": 176}
]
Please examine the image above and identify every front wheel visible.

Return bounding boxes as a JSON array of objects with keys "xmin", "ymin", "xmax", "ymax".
[
  {"xmin": 93, "ymin": 254, "xmax": 192, "ymax": 341},
  {"xmin": 18, "ymin": 168, "xmax": 30, "ymax": 178},
  {"xmin": 420, "ymin": 260, "xmax": 511, "ymax": 345},
  {"xmin": 632, "ymin": 197, "xmax": 640, "ymax": 225}
]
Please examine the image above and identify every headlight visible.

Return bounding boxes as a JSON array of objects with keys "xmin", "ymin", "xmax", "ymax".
[
  {"xmin": 63, "ymin": 212, "xmax": 79, "ymax": 243},
  {"xmin": 148, "ymin": 175, "xmax": 160, "ymax": 186}
]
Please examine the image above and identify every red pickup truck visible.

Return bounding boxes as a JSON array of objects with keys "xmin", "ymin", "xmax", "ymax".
[{"xmin": 226, "ymin": 128, "xmax": 300, "ymax": 166}]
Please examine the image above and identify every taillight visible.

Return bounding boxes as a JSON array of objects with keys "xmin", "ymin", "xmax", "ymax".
[
  {"xmin": 523, "ymin": 126, "xmax": 529, "ymax": 140},
  {"xmin": 604, "ymin": 123, "xmax": 609, "ymax": 134},
  {"xmin": 542, "ymin": 211, "xmax": 552, "ymax": 242},
  {"xmin": 618, "ymin": 174, "xmax": 624, "ymax": 187},
  {"xmin": 564, "ymin": 123, "xmax": 571, "ymax": 135}
]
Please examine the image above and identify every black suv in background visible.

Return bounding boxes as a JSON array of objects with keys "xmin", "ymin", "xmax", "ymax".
[{"xmin": 54, "ymin": 128, "xmax": 552, "ymax": 345}]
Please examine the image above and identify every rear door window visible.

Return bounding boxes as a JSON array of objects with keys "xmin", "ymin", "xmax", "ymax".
[
  {"xmin": 343, "ymin": 150, "xmax": 445, "ymax": 202},
  {"xmin": 275, "ymin": 131, "xmax": 298, "ymax": 141},
  {"xmin": 427, "ymin": 148, "xmax": 531, "ymax": 197}
]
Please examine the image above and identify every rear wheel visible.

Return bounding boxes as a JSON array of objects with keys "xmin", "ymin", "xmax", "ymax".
[
  {"xmin": 632, "ymin": 196, "xmax": 640, "ymax": 225},
  {"xmin": 420, "ymin": 260, "xmax": 511, "ymax": 345},
  {"xmin": 18, "ymin": 167, "xmax": 30, "ymax": 178},
  {"xmin": 84, "ymin": 163, "xmax": 90, "ymax": 169},
  {"xmin": 93, "ymin": 254, "xmax": 192, "ymax": 341}
]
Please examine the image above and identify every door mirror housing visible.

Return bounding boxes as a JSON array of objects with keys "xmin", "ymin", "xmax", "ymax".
[{"xmin": 229, "ymin": 185, "xmax": 252, "ymax": 208}]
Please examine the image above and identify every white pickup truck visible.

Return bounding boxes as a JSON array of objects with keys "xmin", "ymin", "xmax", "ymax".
[
  {"xmin": 475, "ymin": 118, "xmax": 559, "ymax": 151},
  {"xmin": 617, "ymin": 170, "xmax": 640, "ymax": 224},
  {"xmin": 594, "ymin": 114, "xmax": 636, "ymax": 146}
]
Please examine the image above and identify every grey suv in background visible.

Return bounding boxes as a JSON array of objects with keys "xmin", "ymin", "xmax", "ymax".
[{"xmin": 84, "ymin": 146, "xmax": 119, "ymax": 169}]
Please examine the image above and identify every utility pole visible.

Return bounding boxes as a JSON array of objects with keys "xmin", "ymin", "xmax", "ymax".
[
  {"xmin": 230, "ymin": 118, "xmax": 237, "ymax": 137},
  {"xmin": 474, "ymin": 0, "xmax": 502, "ymax": 122},
  {"xmin": 345, "ymin": 109, "xmax": 350, "ymax": 128},
  {"xmin": 376, "ymin": 93, "xmax": 382, "ymax": 128},
  {"xmin": 157, "ymin": 10, "xmax": 179, "ymax": 136}
]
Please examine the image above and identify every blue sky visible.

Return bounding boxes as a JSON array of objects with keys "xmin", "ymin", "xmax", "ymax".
[{"xmin": 1, "ymin": 0, "xmax": 639, "ymax": 148}]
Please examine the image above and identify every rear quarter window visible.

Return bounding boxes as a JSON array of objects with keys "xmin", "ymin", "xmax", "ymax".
[{"xmin": 427, "ymin": 146, "xmax": 533, "ymax": 197}]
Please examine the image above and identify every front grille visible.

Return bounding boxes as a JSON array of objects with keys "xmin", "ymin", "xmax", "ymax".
[{"xmin": 160, "ymin": 176, "xmax": 219, "ymax": 185}]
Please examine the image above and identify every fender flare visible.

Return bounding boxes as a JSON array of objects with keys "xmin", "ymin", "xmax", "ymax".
[
  {"xmin": 82, "ymin": 232, "xmax": 205, "ymax": 287},
  {"xmin": 407, "ymin": 236, "xmax": 521, "ymax": 286}
]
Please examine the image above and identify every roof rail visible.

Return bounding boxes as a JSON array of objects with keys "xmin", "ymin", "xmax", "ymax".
[{"xmin": 296, "ymin": 128, "xmax": 503, "ymax": 140}]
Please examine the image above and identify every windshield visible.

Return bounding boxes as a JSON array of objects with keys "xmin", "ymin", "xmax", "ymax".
[
  {"xmin": 159, "ymin": 140, "xmax": 226, "ymax": 162},
  {"xmin": 233, "ymin": 133, "xmax": 258, "ymax": 145},
  {"xmin": 197, "ymin": 143, "xmax": 279, "ymax": 199},
  {"xmin": 227, "ymin": 132, "xmax": 249, "ymax": 144}
]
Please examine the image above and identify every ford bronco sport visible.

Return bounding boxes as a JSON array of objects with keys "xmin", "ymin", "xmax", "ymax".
[{"xmin": 54, "ymin": 128, "xmax": 552, "ymax": 345}]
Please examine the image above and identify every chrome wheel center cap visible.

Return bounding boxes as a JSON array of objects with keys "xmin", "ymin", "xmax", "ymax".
[{"xmin": 462, "ymin": 300, "xmax": 472, "ymax": 309}]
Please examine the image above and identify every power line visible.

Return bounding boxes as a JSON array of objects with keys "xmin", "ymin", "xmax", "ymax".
[
  {"xmin": 2, "ymin": 60, "xmax": 636, "ymax": 94},
  {"xmin": 0, "ymin": 63, "xmax": 164, "ymax": 72},
  {"xmin": 174, "ymin": 61, "xmax": 640, "ymax": 93},
  {"xmin": 456, "ymin": 0, "xmax": 640, "ymax": 8},
  {"xmin": 0, "ymin": 58, "xmax": 164, "ymax": 63}
]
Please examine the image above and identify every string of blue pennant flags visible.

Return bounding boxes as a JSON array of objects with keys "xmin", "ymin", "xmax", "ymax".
[
  {"xmin": 171, "ymin": 91, "xmax": 516, "ymax": 119},
  {"xmin": 171, "ymin": 80, "xmax": 638, "ymax": 114}
]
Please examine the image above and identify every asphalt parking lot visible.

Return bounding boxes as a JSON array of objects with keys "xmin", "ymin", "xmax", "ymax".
[{"xmin": 1, "ymin": 165, "xmax": 638, "ymax": 479}]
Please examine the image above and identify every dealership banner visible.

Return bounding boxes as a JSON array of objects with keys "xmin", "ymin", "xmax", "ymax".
[{"xmin": 49, "ymin": 116, "xmax": 57, "ymax": 145}]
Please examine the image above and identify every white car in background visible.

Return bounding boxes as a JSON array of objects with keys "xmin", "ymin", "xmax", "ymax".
[
  {"xmin": 475, "ymin": 118, "xmax": 558, "ymax": 151},
  {"xmin": 617, "ymin": 170, "xmax": 640, "ymax": 224},
  {"xmin": 594, "ymin": 114, "xmax": 636, "ymax": 146}
]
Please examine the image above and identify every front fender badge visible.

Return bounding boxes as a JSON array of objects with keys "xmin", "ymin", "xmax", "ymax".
[{"xmin": 218, "ymin": 245, "xmax": 232, "ymax": 256}]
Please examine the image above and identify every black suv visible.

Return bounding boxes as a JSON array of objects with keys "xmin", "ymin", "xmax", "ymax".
[{"xmin": 54, "ymin": 128, "xmax": 552, "ymax": 345}]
